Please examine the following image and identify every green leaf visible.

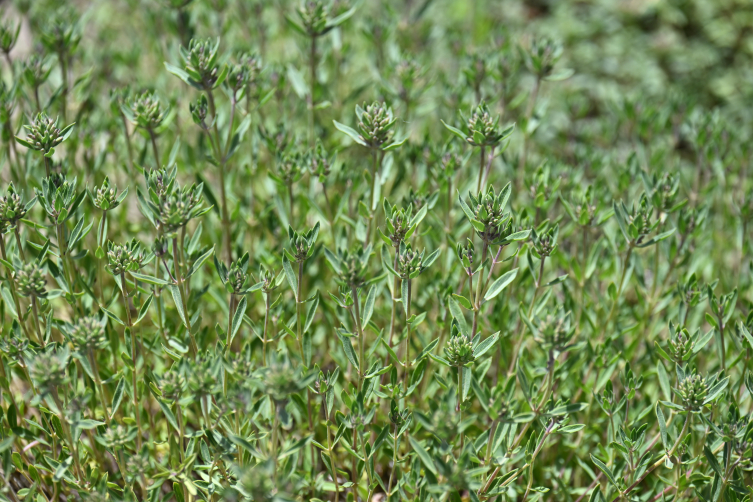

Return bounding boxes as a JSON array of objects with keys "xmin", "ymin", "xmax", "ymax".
[
  {"xmin": 655, "ymin": 403, "xmax": 669, "ymax": 452},
  {"xmin": 338, "ymin": 332, "xmax": 359, "ymax": 370},
  {"xmin": 168, "ymin": 284, "xmax": 187, "ymax": 327},
  {"xmin": 441, "ymin": 120, "xmax": 468, "ymax": 141},
  {"xmin": 369, "ymin": 426, "xmax": 389, "ymax": 458},
  {"xmin": 304, "ymin": 293, "xmax": 319, "ymax": 334},
  {"xmin": 228, "ymin": 296, "xmax": 247, "ymax": 347},
  {"xmin": 703, "ymin": 376, "xmax": 729, "ymax": 405},
  {"xmin": 279, "ymin": 435, "xmax": 312, "ymax": 459},
  {"xmin": 101, "ymin": 306, "xmax": 125, "ymax": 326},
  {"xmin": 135, "ymin": 294, "xmax": 154, "ymax": 325},
  {"xmin": 408, "ymin": 436, "xmax": 437, "ymax": 474},
  {"xmin": 111, "ymin": 377, "xmax": 126, "ymax": 418},
  {"xmin": 448, "ymin": 295, "xmax": 469, "ymax": 336},
  {"xmin": 483, "ymin": 268, "xmax": 518, "ymax": 302},
  {"xmin": 157, "ymin": 398, "xmax": 180, "ymax": 433},
  {"xmin": 362, "ymin": 286, "xmax": 376, "ymax": 326},
  {"xmin": 452, "ymin": 293, "xmax": 473, "ymax": 310},
  {"xmin": 473, "ymin": 331, "xmax": 499, "ymax": 358},
  {"xmin": 703, "ymin": 445, "xmax": 723, "ymax": 477},
  {"xmin": 282, "ymin": 256, "xmax": 298, "ymax": 300},
  {"xmin": 590, "ymin": 454, "xmax": 619, "ymax": 488},
  {"xmin": 75, "ymin": 419, "xmax": 104, "ymax": 430},
  {"xmin": 333, "ymin": 120, "xmax": 368, "ymax": 146}
]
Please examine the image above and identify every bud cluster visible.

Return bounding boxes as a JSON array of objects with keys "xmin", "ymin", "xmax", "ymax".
[
  {"xmin": 532, "ymin": 307, "xmax": 574, "ymax": 352},
  {"xmin": 16, "ymin": 113, "xmax": 75, "ymax": 156},
  {"xmin": 0, "ymin": 183, "xmax": 31, "ymax": 230},
  {"xmin": 70, "ymin": 316, "xmax": 107, "ymax": 352},
  {"xmin": 106, "ymin": 239, "xmax": 146, "ymax": 275},
  {"xmin": 328, "ymin": 245, "xmax": 370, "ymax": 289},
  {"xmin": 182, "ymin": 38, "xmax": 222, "ymax": 90},
  {"xmin": 444, "ymin": 334, "xmax": 475, "ymax": 367},
  {"xmin": 160, "ymin": 369, "xmax": 186, "ymax": 402},
  {"xmin": 15, "ymin": 262, "xmax": 46, "ymax": 297},
  {"xmin": 383, "ymin": 201, "xmax": 414, "ymax": 247},
  {"xmin": 465, "ymin": 102, "xmax": 509, "ymax": 147},
  {"xmin": 286, "ymin": 223, "xmax": 319, "ymax": 263},
  {"xmin": 357, "ymin": 101, "xmax": 396, "ymax": 149},
  {"xmin": 144, "ymin": 167, "xmax": 207, "ymax": 234},
  {"xmin": 91, "ymin": 176, "xmax": 126, "ymax": 211},
  {"xmin": 30, "ymin": 348, "xmax": 70, "ymax": 395},
  {"xmin": 397, "ymin": 243, "xmax": 424, "ymax": 280},
  {"xmin": 127, "ymin": 91, "xmax": 169, "ymax": 132},
  {"xmin": 297, "ymin": 0, "xmax": 329, "ymax": 35},
  {"xmin": 677, "ymin": 373, "xmax": 708, "ymax": 411}
]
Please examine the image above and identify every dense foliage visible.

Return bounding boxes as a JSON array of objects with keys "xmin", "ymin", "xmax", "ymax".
[{"xmin": 0, "ymin": 0, "xmax": 751, "ymax": 501}]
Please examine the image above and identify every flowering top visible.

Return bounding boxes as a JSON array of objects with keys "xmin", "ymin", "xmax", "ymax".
[
  {"xmin": 613, "ymin": 193, "xmax": 675, "ymax": 248},
  {"xmin": 443, "ymin": 102, "xmax": 514, "ymax": 148},
  {"xmin": 140, "ymin": 166, "xmax": 210, "ymax": 234},
  {"xmin": 0, "ymin": 183, "xmax": 34, "ymax": 231},
  {"xmin": 0, "ymin": 18, "xmax": 20, "ymax": 55},
  {"xmin": 215, "ymin": 252, "xmax": 259, "ymax": 295},
  {"xmin": 40, "ymin": 9, "xmax": 81, "ymax": 55},
  {"xmin": 15, "ymin": 262, "xmax": 46, "ymax": 298},
  {"xmin": 69, "ymin": 316, "xmax": 107, "ymax": 352},
  {"xmin": 358, "ymin": 101, "xmax": 395, "ymax": 148},
  {"xmin": 287, "ymin": 0, "xmax": 356, "ymax": 38},
  {"xmin": 325, "ymin": 244, "xmax": 371, "ymax": 289},
  {"xmin": 308, "ymin": 140, "xmax": 333, "ymax": 182},
  {"xmin": 125, "ymin": 91, "xmax": 170, "ymax": 132},
  {"xmin": 16, "ymin": 113, "xmax": 75, "ymax": 157},
  {"xmin": 166, "ymin": 38, "xmax": 228, "ymax": 92},
  {"xmin": 35, "ymin": 174, "xmax": 82, "ymax": 224},
  {"xmin": 380, "ymin": 201, "xmax": 420, "ymax": 248},
  {"xmin": 30, "ymin": 348, "xmax": 70, "ymax": 396},
  {"xmin": 529, "ymin": 306, "xmax": 575, "ymax": 353},
  {"xmin": 458, "ymin": 183, "xmax": 530, "ymax": 246},
  {"xmin": 90, "ymin": 176, "xmax": 127, "ymax": 211},
  {"xmin": 444, "ymin": 333, "xmax": 474, "ymax": 367},
  {"xmin": 334, "ymin": 102, "xmax": 407, "ymax": 152},
  {"xmin": 23, "ymin": 55, "xmax": 53, "ymax": 90},
  {"xmin": 286, "ymin": 222, "xmax": 320, "ymax": 263},
  {"xmin": 106, "ymin": 239, "xmax": 146, "ymax": 276}
]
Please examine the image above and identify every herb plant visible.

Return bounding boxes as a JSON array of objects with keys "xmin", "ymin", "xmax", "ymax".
[{"xmin": 0, "ymin": 1, "xmax": 750, "ymax": 502}]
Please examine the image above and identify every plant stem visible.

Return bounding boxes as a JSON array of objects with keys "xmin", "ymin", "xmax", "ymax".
[
  {"xmin": 173, "ymin": 236, "xmax": 197, "ymax": 356},
  {"xmin": 262, "ymin": 291, "xmax": 270, "ymax": 366},
  {"xmin": 148, "ymin": 129, "xmax": 160, "ymax": 167},
  {"xmin": 352, "ymin": 284, "xmax": 366, "ymax": 389},
  {"xmin": 121, "ymin": 272, "xmax": 143, "ymax": 450},
  {"xmin": 296, "ymin": 260, "xmax": 305, "ymax": 365},
  {"xmin": 386, "ymin": 422, "xmax": 399, "ymax": 497},
  {"xmin": 89, "ymin": 348, "xmax": 110, "ymax": 425},
  {"xmin": 471, "ymin": 243, "xmax": 488, "ymax": 337},
  {"xmin": 325, "ymin": 405, "xmax": 340, "ymax": 502},
  {"xmin": 0, "ymin": 236, "xmax": 33, "ymax": 342},
  {"xmin": 402, "ymin": 279, "xmax": 412, "ymax": 396},
  {"xmin": 308, "ymin": 34, "xmax": 317, "ymax": 150},
  {"xmin": 477, "ymin": 146, "xmax": 486, "ymax": 193},
  {"xmin": 120, "ymin": 113, "xmax": 134, "ymax": 173},
  {"xmin": 51, "ymin": 389, "xmax": 83, "ymax": 482},
  {"xmin": 30, "ymin": 296, "xmax": 43, "ymax": 345}
]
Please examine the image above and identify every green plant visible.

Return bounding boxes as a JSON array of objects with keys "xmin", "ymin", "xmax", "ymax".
[{"xmin": 0, "ymin": 2, "xmax": 750, "ymax": 502}]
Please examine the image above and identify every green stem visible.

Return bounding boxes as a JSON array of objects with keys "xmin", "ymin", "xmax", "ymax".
[
  {"xmin": 262, "ymin": 291, "xmax": 270, "ymax": 366},
  {"xmin": 89, "ymin": 348, "xmax": 110, "ymax": 425},
  {"xmin": 121, "ymin": 272, "xmax": 142, "ymax": 450},
  {"xmin": 401, "ymin": 279, "xmax": 412, "ymax": 396},
  {"xmin": 173, "ymin": 236, "xmax": 197, "ymax": 356},
  {"xmin": 352, "ymin": 284, "xmax": 366, "ymax": 389}
]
